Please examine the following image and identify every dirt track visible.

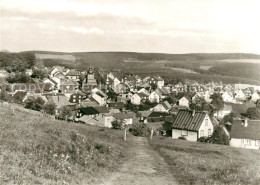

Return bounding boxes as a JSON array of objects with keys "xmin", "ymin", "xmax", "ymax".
[{"xmin": 99, "ymin": 137, "xmax": 178, "ymax": 185}]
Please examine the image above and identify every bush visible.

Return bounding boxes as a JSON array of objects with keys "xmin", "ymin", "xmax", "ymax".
[
  {"xmin": 43, "ymin": 102, "xmax": 56, "ymax": 115},
  {"xmin": 24, "ymin": 96, "xmax": 45, "ymax": 111},
  {"xmin": 129, "ymin": 123, "xmax": 150, "ymax": 137},
  {"xmin": 111, "ymin": 120, "xmax": 123, "ymax": 130},
  {"xmin": 210, "ymin": 126, "xmax": 230, "ymax": 146},
  {"xmin": 198, "ymin": 136, "xmax": 209, "ymax": 143}
]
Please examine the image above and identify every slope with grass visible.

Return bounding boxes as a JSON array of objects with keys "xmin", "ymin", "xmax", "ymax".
[
  {"xmin": 0, "ymin": 105, "xmax": 130, "ymax": 185},
  {"xmin": 149, "ymin": 136, "xmax": 260, "ymax": 185}
]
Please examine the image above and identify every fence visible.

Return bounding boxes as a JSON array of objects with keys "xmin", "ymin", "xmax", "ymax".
[{"xmin": 0, "ymin": 101, "xmax": 55, "ymax": 119}]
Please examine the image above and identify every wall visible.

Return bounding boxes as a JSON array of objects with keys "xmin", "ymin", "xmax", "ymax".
[
  {"xmin": 198, "ymin": 114, "xmax": 214, "ymax": 138},
  {"xmin": 230, "ymin": 138, "xmax": 260, "ymax": 150},
  {"xmin": 172, "ymin": 129, "xmax": 198, "ymax": 142}
]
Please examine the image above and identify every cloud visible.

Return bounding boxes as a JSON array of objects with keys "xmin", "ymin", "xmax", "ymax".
[{"xmin": 60, "ymin": 26, "xmax": 104, "ymax": 35}]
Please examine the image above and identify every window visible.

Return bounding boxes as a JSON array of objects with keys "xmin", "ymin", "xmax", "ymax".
[
  {"xmin": 256, "ymin": 140, "xmax": 259, "ymax": 146},
  {"xmin": 205, "ymin": 119, "xmax": 208, "ymax": 126},
  {"xmin": 243, "ymin": 139, "xmax": 251, "ymax": 145},
  {"xmin": 181, "ymin": 130, "xmax": 188, "ymax": 136},
  {"xmin": 200, "ymin": 130, "xmax": 204, "ymax": 137},
  {"xmin": 73, "ymin": 99, "xmax": 76, "ymax": 103},
  {"xmin": 208, "ymin": 129, "xmax": 211, "ymax": 136}
]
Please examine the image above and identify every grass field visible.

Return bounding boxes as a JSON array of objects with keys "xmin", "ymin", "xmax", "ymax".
[
  {"xmin": 149, "ymin": 136, "xmax": 260, "ymax": 185},
  {"xmin": 0, "ymin": 106, "xmax": 130, "ymax": 185}
]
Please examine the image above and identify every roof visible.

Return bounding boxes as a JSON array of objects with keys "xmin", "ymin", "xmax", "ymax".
[
  {"xmin": 108, "ymin": 102, "xmax": 125, "ymax": 109},
  {"xmin": 46, "ymin": 94, "xmax": 72, "ymax": 108},
  {"xmin": 113, "ymin": 112, "xmax": 134, "ymax": 120},
  {"xmin": 78, "ymin": 107, "xmax": 99, "ymax": 115},
  {"xmin": 172, "ymin": 109, "xmax": 207, "ymax": 131},
  {"xmin": 161, "ymin": 101, "xmax": 171, "ymax": 110},
  {"xmin": 136, "ymin": 92, "xmax": 148, "ymax": 98},
  {"xmin": 66, "ymin": 70, "xmax": 81, "ymax": 76},
  {"xmin": 230, "ymin": 119, "xmax": 260, "ymax": 140},
  {"xmin": 93, "ymin": 106, "xmax": 110, "ymax": 113},
  {"xmin": 13, "ymin": 91, "xmax": 27, "ymax": 100},
  {"xmin": 148, "ymin": 112, "xmax": 170, "ymax": 118}
]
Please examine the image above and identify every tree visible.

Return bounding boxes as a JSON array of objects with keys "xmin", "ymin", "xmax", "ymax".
[
  {"xmin": 6, "ymin": 73, "xmax": 33, "ymax": 83},
  {"xmin": 210, "ymin": 93, "xmax": 224, "ymax": 114},
  {"xmin": 0, "ymin": 88, "xmax": 8, "ymax": 102},
  {"xmin": 24, "ymin": 96, "xmax": 45, "ymax": 111},
  {"xmin": 209, "ymin": 126, "xmax": 229, "ymax": 145},
  {"xmin": 43, "ymin": 102, "xmax": 56, "ymax": 115},
  {"xmin": 59, "ymin": 106, "xmax": 72, "ymax": 120},
  {"xmin": 31, "ymin": 69, "xmax": 47, "ymax": 79},
  {"xmin": 246, "ymin": 107, "xmax": 260, "ymax": 120},
  {"xmin": 107, "ymin": 89, "xmax": 118, "ymax": 101},
  {"xmin": 220, "ymin": 112, "xmax": 239, "ymax": 124},
  {"xmin": 129, "ymin": 123, "xmax": 150, "ymax": 137}
]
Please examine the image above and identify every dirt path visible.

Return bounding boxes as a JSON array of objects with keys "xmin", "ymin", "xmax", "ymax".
[{"xmin": 99, "ymin": 137, "xmax": 178, "ymax": 185}]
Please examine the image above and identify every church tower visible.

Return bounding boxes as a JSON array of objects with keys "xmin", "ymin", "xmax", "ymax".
[{"xmin": 82, "ymin": 66, "xmax": 97, "ymax": 91}]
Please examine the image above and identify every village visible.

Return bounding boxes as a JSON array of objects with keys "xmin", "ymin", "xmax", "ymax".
[{"xmin": 1, "ymin": 65, "xmax": 260, "ymax": 150}]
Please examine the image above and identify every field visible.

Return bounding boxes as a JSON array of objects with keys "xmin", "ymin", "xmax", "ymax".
[
  {"xmin": 149, "ymin": 136, "xmax": 260, "ymax": 185},
  {"xmin": 0, "ymin": 105, "xmax": 130, "ymax": 185}
]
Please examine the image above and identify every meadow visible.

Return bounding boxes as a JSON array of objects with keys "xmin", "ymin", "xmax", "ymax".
[
  {"xmin": 0, "ymin": 105, "xmax": 130, "ymax": 185},
  {"xmin": 149, "ymin": 136, "xmax": 260, "ymax": 185}
]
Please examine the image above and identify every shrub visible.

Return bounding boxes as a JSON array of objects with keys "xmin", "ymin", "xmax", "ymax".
[
  {"xmin": 129, "ymin": 122, "xmax": 150, "ymax": 137},
  {"xmin": 210, "ymin": 126, "xmax": 230, "ymax": 146},
  {"xmin": 43, "ymin": 102, "xmax": 56, "ymax": 115},
  {"xmin": 198, "ymin": 136, "xmax": 209, "ymax": 143},
  {"xmin": 111, "ymin": 120, "xmax": 123, "ymax": 130},
  {"xmin": 24, "ymin": 96, "xmax": 45, "ymax": 111}
]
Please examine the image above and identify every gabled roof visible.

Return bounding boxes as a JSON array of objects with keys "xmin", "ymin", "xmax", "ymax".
[
  {"xmin": 230, "ymin": 119, "xmax": 260, "ymax": 140},
  {"xmin": 93, "ymin": 106, "xmax": 110, "ymax": 113},
  {"xmin": 13, "ymin": 91, "xmax": 27, "ymax": 100},
  {"xmin": 136, "ymin": 92, "xmax": 148, "ymax": 98},
  {"xmin": 172, "ymin": 110, "xmax": 207, "ymax": 131},
  {"xmin": 161, "ymin": 101, "xmax": 171, "ymax": 110},
  {"xmin": 148, "ymin": 112, "xmax": 170, "ymax": 118}
]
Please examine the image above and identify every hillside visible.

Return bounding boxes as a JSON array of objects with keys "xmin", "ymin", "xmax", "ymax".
[
  {"xmin": 31, "ymin": 51, "xmax": 260, "ymax": 85},
  {"xmin": 150, "ymin": 136, "xmax": 260, "ymax": 185},
  {"xmin": 0, "ymin": 105, "xmax": 130, "ymax": 185}
]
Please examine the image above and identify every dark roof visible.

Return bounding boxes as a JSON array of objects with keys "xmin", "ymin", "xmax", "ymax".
[
  {"xmin": 230, "ymin": 119, "xmax": 260, "ymax": 140},
  {"xmin": 113, "ymin": 112, "xmax": 133, "ymax": 120},
  {"xmin": 78, "ymin": 107, "xmax": 99, "ymax": 115},
  {"xmin": 93, "ymin": 106, "xmax": 110, "ymax": 113},
  {"xmin": 13, "ymin": 91, "xmax": 27, "ymax": 100},
  {"xmin": 148, "ymin": 112, "xmax": 170, "ymax": 118},
  {"xmin": 172, "ymin": 109, "xmax": 207, "ymax": 131},
  {"xmin": 108, "ymin": 102, "xmax": 125, "ymax": 109},
  {"xmin": 66, "ymin": 70, "xmax": 81, "ymax": 76}
]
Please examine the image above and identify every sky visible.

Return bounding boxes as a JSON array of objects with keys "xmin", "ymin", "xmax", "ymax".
[{"xmin": 0, "ymin": 0, "xmax": 260, "ymax": 54}]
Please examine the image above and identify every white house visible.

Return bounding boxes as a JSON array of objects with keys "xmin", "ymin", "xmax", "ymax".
[
  {"xmin": 251, "ymin": 91, "xmax": 260, "ymax": 102},
  {"xmin": 113, "ymin": 112, "xmax": 134, "ymax": 125},
  {"xmin": 151, "ymin": 101, "xmax": 171, "ymax": 113},
  {"xmin": 92, "ymin": 90, "xmax": 106, "ymax": 106},
  {"xmin": 149, "ymin": 91, "xmax": 160, "ymax": 103},
  {"xmin": 178, "ymin": 96, "xmax": 190, "ymax": 107},
  {"xmin": 131, "ymin": 93, "xmax": 148, "ymax": 105},
  {"xmin": 172, "ymin": 110, "xmax": 214, "ymax": 142},
  {"xmin": 222, "ymin": 91, "xmax": 234, "ymax": 103},
  {"xmin": 234, "ymin": 89, "xmax": 246, "ymax": 101},
  {"xmin": 230, "ymin": 119, "xmax": 260, "ymax": 150}
]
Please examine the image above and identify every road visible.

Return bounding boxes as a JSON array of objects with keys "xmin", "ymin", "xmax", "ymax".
[{"xmin": 99, "ymin": 137, "xmax": 178, "ymax": 185}]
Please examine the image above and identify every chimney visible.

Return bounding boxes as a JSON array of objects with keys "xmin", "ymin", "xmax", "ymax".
[{"xmin": 192, "ymin": 109, "xmax": 196, "ymax": 117}]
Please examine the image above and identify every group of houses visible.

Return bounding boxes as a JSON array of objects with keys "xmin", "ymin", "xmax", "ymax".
[{"xmin": 1, "ymin": 65, "xmax": 260, "ymax": 150}]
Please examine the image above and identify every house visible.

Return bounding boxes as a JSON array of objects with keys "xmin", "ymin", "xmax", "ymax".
[
  {"xmin": 139, "ymin": 111, "xmax": 152, "ymax": 123},
  {"xmin": 244, "ymin": 87, "xmax": 254, "ymax": 98},
  {"xmin": 66, "ymin": 70, "xmax": 81, "ymax": 81},
  {"xmin": 113, "ymin": 112, "xmax": 134, "ymax": 125},
  {"xmin": 25, "ymin": 69, "xmax": 33, "ymax": 76},
  {"xmin": 112, "ymin": 83, "xmax": 128, "ymax": 94},
  {"xmin": 107, "ymin": 102, "xmax": 125, "ymax": 111},
  {"xmin": 131, "ymin": 93, "xmax": 148, "ymax": 105},
  {"xmin": 53, "ymin": 71, "xmax": 66, "ymax": 80},
  {"xmin": 172, "ymin": 110, "xmax": 214, "ymax": 142},
  {"xmin": 230, "ymin": 119, "xmax": 260, "ymax": 150},
  {"xmin": 178, "ymin": 96, "xmax": 190, "ymax": 107},
  {"xmin": 234, "ymin": 89, "xmax": 246, "ymax": 101},
  {"xmin": 60, "ymin": 80, "xmax": 78, "ymax": 93},
  {"xmin": 92, "ymin": 90, "xmax": 106, "ymax": 106},
  {"xmin": 251, "ymin": 91, "xmax": 260, "ymax": 102},
  {"xmin": 149, "ymin": 91, "xmax": 160, "ymax": 103},
  {"xmin": 147, "ymin": 112, "xmax": 170, "ymax": 122},
  {"xmin": 151, "ymin": 101, "xmax": 171, "ymax": 113},
  {"xmin": 149, "ymin": 76, "xmax": 164, "ymax": 88},
  {"xmin": 222, "ymin": 91, "xmax": 234, "ymax": 103},
  {"xmin": 214, "ymin": 103, "xmax": 232, "ymax": 119},
  {"xmin": 69, "ymin": 91, "xmax": 86, "ymax": 104}
]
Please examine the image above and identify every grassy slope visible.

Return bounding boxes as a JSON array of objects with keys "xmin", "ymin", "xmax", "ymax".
[
  {"xmin": 0, "ymin": 106, "xmax": 130, "ymax": 185},
  {"xmin": 150, "ymin": 136, "xmax": 260, "ymax": 185}
]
